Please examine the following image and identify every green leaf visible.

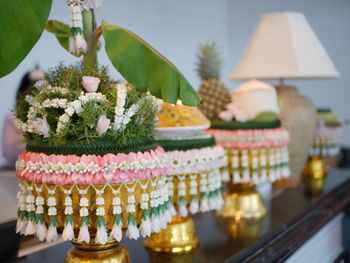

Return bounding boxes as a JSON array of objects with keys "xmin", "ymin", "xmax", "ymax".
[
  {"xmin": 0, "ymin": 0, "xmax": 52, "ymax": 77},
  {"xmin": 102, "ymin": 21, "xmax": 200, "ymax": 106},
  {"xmin": 252, "ymin": 112, "xmax": 279, "ymax": 122},
  {"xmin": 46, "ymin": 20, "xmax": 82, "ymax": 57}
]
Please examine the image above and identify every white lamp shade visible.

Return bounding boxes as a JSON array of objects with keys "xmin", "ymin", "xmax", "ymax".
[{"xmin": 231, "ymin": 12, "xmax": 339, "ymax": 80}]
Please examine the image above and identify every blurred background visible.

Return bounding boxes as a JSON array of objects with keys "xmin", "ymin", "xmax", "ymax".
[{"xmin": 0, "ymin": 0, "xmax": 349, "ymax": 166}]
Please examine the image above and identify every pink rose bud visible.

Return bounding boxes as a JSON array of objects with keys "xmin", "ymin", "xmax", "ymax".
[
  {"xmin": 226, "ymin": 103, "xmax": 239, "ymax": 112},
  {"xmin": 219, "ymin": 111, "xmax": 234, "ymax": 122},
  {"xmin": 34, "ymin": 79, "xmax": 49, "ymax": 89},
  {"xmin": 82, "ymin": 76, "xmax": 100, "ymax": 93},
  {"xmin": 234, "ymin": 111, "xmax": 249, "ymax": 122},
  {"xmin": 96, "ymin": 115, "xmax": 110, "ymax": 135},
  {"xmin": 32, "ymin": 117, "xmax": 50, "ymax": 138}
]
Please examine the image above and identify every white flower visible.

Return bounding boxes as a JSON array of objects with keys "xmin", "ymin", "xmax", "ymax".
[
  {"xmin": 126, "ymin": 222, "xmax": 140, "ymax": 240},
  {"xmin": 69, "ymin": 34, "xmax": 87, "ymax": 54},
  {"xmin": 47, "ymin": 197, "xmax": 56, "ymax": 206},
  {"xmin": 78, "ymin": 223, "xmax": 90, "ymax": 243},
  {"xmin": 32, "ymin": 117, "xmax": 50, "ymax": 138},
  {"xmin": 80, "ymin": 207, "xmax": 89, "ymax": 217},
  {"xmin": 26, "ymin": 195, "xmax": 35, "ymax": 203},
  {"xmin": 82, "ymin": 76, "xmax": 100, "ymax": 93},
  {"xmin": 36, "ymin": 223, "xmax": 47, "ymax": 242},
  {"xmin": 16, "ymin": 219, "xmax": 25, "ymax": 234},
  {"xmin": 96, "ymin": 197, "xmax": 105, "ymax": 205},
  {"xmin": 95, "ymin": 224, "xmax": 108, "ymax": 245},
  {"xmin": 115, "ymin": 107, "xmax": 124, "ymax": 116},
  {"xmin": 79, "ymin": 197, "xmax": 89, "ymax": 207},
  {"xmin": 36, "ymin": 206, "xmax": 44, "ymax": 214},
  {"xmin": 65, "ymin": 206, "xmax": 73, "ymax": 215},
  {"xmin": 140, "ymin": 202, "xmax": 148, "ymax": 210},
  {"xmin": 96, "ymin": 115, "xmax": 110, "ymax": 135},
  {"xmin": 24, "ymin": 220, "xmax": 36, "ymax": 236},
  {"xmin": 219, "ymin": 110, "xmax": 234, "ymax": 122},
  {"xmin": 189, "ymin": 199, "xmax": 199, "ymax": 214},
  {"xmin": 139, "ymin": 218, "xmax": 151, "ymax": 237},
  {"xmin": 109, "ymin": 223, "xmax": 122, "ymax": 242},
  {"xmin": 62, "ymin": 222, "xmax": 75, "ymax": 241},
  {"xmin": 96, "ymin": 207, "xmax": 105, "ymax": 216},
  {"xmin": 81, "ymin": 0, "xmax": 103, "ymax": 10},
  {"xmin": 117, "ymin": 98, "xmax": 125, "ymax": 107},
  {"xmin": 122, "ymin": 116, "xmax": 131, "ymax": 125},
  {"xmin": 112, "ymin": 197, "xmax": 121, "ymax": 205},
  {"xmin": 225, "ymin": 103, "xmax": 249, "ymax": 122},
  {"xmin": 71, "ymin": 100, "xmax": 83, "ymax": 114},
  {"xmin": 34, "ymin": 79, "xmax": 49, "ymax": 89},
  {"xmin": 59, "ymin": 113, "xmax": 70, "ymax": 123},
  {"xmin": 113, "ymin": 206, "xmax": 122, "ymax": 215},
  {"xmin": 46, "ymin": 226, "xmax": 58, "ymax": 242},
  {"xmin": 200, "ymin": 199, "xmax": 209, "ymax": 212},
  {"xmin": 48, "ymin": 207, "xmax": 57, "ymax": 216},
  {"xmin": 65, "ymin": 106, "xmax": 75, "ymax": 117},
  {"xmin": 128, "ymin": 195, "xmax": 136, "ymax": 204},
  {"xmin": 65, "ymin": 196, "xmax": 73, "ymax": 206}
]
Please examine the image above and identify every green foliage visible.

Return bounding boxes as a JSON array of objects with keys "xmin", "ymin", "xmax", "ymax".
[
  {"xmin": 46, "ymin": 20, "xmax": 82, "ymax": 57},
  {"xmin": 0, "ymin": 0, "xmax": 52, "ymax": 77},
  {"xmin": 102, "ymin": 21, "xmax": 200, "ymax": 106},
  {"xmin": 196, "ymin": 42, "xmax": 223, "ymax": 80},
  {"xmin": 252, "ymin": 112, "xmax": 279, "ymax": 122},
  {"xmin": 16, "ymin": 63, "xmax": 158, "ymax": 146}
]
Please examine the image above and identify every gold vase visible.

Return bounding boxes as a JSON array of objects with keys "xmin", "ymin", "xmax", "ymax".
[
  {"xmin": 144, "ymin": 216, "xmax": 199, "ymax": 254},
  {"xmin": 218, "ymin": 183, "xmax": 267, "ymax": 220},
  {"xmin": 65, "ymin": 240, "xmax": 130, "ymax": 263},
  {"xmin": 276, "ymin": 85, "xmax": 317, "ymax": 185}
]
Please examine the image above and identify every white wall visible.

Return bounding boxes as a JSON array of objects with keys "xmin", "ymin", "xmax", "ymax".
[{"xmin": 0, "ymin": 0, "xmax": 349, "ymax": 164}]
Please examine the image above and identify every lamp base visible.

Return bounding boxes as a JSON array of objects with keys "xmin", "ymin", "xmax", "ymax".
[
  {"xmin": 65, "ymin": 241, "xmax": 130, "ymax": 263},
  {"xmin": 275, "ymin": 85, "xmax": 317, "ymax": 184},
  {"xmin": 218, "ymin": 184, "xmax": 267, "ymax": 220},
  {"xmin": 144, "ymin": 216, "xmax": 199, "ymax": 254}
]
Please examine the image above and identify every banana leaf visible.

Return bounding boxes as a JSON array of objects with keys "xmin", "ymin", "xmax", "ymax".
[
  {"xmin": 46, "ymin": 20, "xmax": 82, "ymax": 57},
  {"xmin": 0, "ymin": 0, "xmax": 52, "ymax": 77},
  {"xmin": 102, "ymin": 21, "xmax": 200, "ymax": 106}
]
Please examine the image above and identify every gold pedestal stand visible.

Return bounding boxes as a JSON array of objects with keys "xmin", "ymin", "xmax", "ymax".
[
  {"xmin": 65, "ymin": 241, "xmax": 130, "ymax": 263},
  {"xmin": 302, "ymin": 156, "xmax": 327, "ymax": 196},
  {"xmin": 302, "ymin": 156, "xmax": 327, "ymax": 180},
  {"xmin": 218, "ymin": 183, "xmax": 267, "ymax": 220},
  {"xmin": 144, "ymin": 216, "xmax": 199, "ymax": 254}
]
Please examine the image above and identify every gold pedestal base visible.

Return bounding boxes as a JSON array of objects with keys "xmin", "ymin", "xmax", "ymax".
[
  {"xmin": 302, "ymin": 156, "xmax": 327, "ymax": 180},
  {"xmin": 65, "ymin": 241, "xmax": 130, "ymax": 263},
  {"xmin": 302, "ymin": 156, "xmax": 327, "ymax": 196},
  {"xmin": 218, "ymin": 186, "xmax": 267, "ymax": 220},
  {"xmin": 144, "ymin": 216, "xmax": 199, "ymax": 254}
]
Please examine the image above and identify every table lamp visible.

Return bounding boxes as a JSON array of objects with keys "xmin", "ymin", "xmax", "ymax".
[{"xmin": 231, "ymin": 12, "xmax": 339, "ymax": 185}]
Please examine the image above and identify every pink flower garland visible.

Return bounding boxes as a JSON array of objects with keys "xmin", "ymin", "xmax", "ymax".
[
  {"xmin": 206, "ymin": 127, "xmax": 290, "ymax": 149},
  {"xmin": 16, "ymin": 146, "xmax": 168, "ymax": 185}
]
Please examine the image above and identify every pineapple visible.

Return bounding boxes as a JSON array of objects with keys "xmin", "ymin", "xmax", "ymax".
[{"xmin": 196, "ymin": 42, "xmax": 231, "ymax": 120}]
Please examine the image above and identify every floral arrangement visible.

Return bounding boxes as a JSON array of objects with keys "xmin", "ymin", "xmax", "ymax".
[
  {"xmin": 2, "ymin": 0, "xmax": 203, "ymax": 252},
  {"xmin": 206, "ymin": 127, "xmax": 291, "ymax": 184},
  {"xmin": 164, "ymin": 143, "xmax": 227, "ymax": 217},
  {"xmin": 15, "ymin": 64, "xmax": 158, "ymax": 147},
  {"xmin": 309, "ymin": 109, "xmax": 348, "ymax": 158}
]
